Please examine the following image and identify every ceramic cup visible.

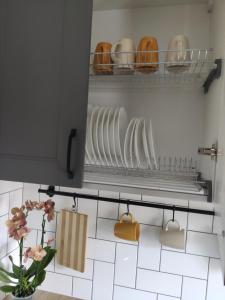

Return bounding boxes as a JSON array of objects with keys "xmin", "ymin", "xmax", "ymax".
[
  {"xmin": 159, "ymin": 219, "xmax": 185, "ymax": 250},
  {"xmin": 93, "ymin": 42, "xmax": 113, "ymax": 75},
  {"xmin": 166, "ymin": 35, "xmax": 190, "ymax": 72},
  {"xmin": 114, "ymin": 213, "xmax": 140, "ymax": 241},
  {"xmin": 136, "ymin": 36, "xmax": 159, "ymax": 73},
  {"xmin": 111, "ymin": 38, "xmax": 135, "ymax": 74}
]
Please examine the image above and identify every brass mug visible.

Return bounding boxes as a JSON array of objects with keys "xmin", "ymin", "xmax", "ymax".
[
  {"xmin": 136, "ymin": 36, "xmax": 159, "ymax": 73},
  {"xmin": 93, "ymin": 42, "xmax": 113, "ymax": 75},
  {"xmin": 114, "ymin": 213, "xmax": 140, "ymax": 242}
]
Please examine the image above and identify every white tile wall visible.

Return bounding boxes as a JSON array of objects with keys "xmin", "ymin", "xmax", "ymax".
[
  {"xmin": 1, "ymin": 183, "xmax": 225, "ymax": 300},
  {"xmin": 181, "ymin": 277, "xmax": 207, "ymax": 300},
  {"xmin": 0, "ymin": 182, "xmax": 23, "ymax": 300},
  {"xmin": 115, "ymin": 243, "xmax": 137, "ymax": 288},
  {"xmin": 92, "ymin": 261, "xmax": 114, "ymax": 300},
  {"xmin": 160, "ymin": 251, "xmax": 209, "ymax": 279}
]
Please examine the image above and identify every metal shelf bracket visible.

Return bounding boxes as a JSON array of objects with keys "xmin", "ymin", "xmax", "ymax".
[{"xmin": 203, "ymin": 58, "xmax": 222, "ymax": 94}]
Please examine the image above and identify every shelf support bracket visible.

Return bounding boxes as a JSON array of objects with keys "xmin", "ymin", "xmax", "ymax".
[{"xmin": 203, "ymin": 58, "xmax": 222, "ymax": 94}]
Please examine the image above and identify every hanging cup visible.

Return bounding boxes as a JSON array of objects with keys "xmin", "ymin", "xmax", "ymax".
[
  {"xmin": 114, "ymin": 213, "xmax": 140, "ymax": 241},
  {"xmin": 159, "ymin": 219, "xmax": 185, "ymax": 250}
]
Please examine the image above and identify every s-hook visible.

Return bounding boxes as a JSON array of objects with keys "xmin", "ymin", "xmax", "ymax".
[
  {"xmin": 126, "ymin": 202, "xmax": 130, "ymax": 216},
  {"xmin": 72, "ymin": 196, "xmax": 78, "ymax": 212},
  {"xmin": 172, "ymin": 205, "xmax": 176, "ymax": 222}
]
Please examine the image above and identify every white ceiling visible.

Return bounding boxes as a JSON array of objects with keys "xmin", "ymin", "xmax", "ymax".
[{"xmin": 93, "ymin": 0, "xmax": 208, "ymax": 11}]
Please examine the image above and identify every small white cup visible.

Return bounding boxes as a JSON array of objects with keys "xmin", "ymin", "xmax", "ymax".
[
  {"xmin": 111, "ymin": 38, "xmax": 135, "ymax": 73},
  {"xmin": 160, "ymin": 219, "xmax": 185, "ymax": 250}
]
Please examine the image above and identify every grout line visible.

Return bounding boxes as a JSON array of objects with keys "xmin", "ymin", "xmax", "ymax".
[
  {"xmin": 162, "ymin": 248, "xmax": 220, "ymax": 259},
  {"xmin": 205, "ymin": 258, "xmax": 210, "ymax": 300},
  {"xmin": 181, "ymin": 275, "xmax": 184, "ymax": 299},
  {"xmin": 138, "ymin": 266, "xmax": 208, "ymax": 281},
  {"xmin": 112, "ymin": 243, "xmax": 117, "ymax": 299},
  {"xmin": 91, "ymin": 260, "xmax": 95, "ymax": 300}
]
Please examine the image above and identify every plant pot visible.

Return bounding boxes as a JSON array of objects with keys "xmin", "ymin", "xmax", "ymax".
[{"xmin": 11, "ymin": 291, "xmax": 35, "ymax": 300}]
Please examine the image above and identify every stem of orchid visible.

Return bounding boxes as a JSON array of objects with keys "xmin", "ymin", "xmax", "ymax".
[
  {"xmin": 41, "ymin": 214, "xmax": 46, "ymax": 247},
  {"xmin": 19, "ymin": 238, "xmax": 23, "ymax": 267}
]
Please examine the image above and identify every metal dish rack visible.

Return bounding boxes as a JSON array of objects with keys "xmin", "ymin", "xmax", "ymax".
[
  {"xmin": 84, "ymin": 157, "xmax": 209, "ymax": 198},
  {"xmin": 89, "ymin": 49, "xmax": 215, "ymax": 88}
]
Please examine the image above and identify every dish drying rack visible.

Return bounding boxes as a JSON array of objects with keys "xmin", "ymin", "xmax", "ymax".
[
  {"xmin": 84, "ymin": 157, "xmax": 211, "ymax": 201},
  {"xmin": 89, "ymin": 49, "xmax": 215, "ymax": 89}
]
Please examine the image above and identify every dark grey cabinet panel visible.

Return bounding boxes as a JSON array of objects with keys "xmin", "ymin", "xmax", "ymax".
[{"xmin": 0, "ymin": 0, "xmax": 93, "ymax": 187}]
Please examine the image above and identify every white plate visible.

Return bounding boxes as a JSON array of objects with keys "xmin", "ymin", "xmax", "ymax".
[
  {"xmin": 115, "ymin": 107, "xmax": 128, "ymax": 167},
  {"xmin": 112, "ymin": 108, "xmax": 121, "ymax": 167},
  {"xmin": 146, "ymin": 119, "xmax": 159, "ymax": 169},
  {"xmin": 124, "ymin": 118, "xmax": 136, "ymax": 168},
  {"xmin": 89, "ymin": 106, "xmax": 99, "ymax": 164},
  {"xmin": 130, "ymin": 119, "xmax": 138, "ymax": 169},
  {"xmin": 95, "ymin": 106, "xmax": 105, "ymax": 165},
  {"xmin": 85, "ymin": 105, "xmax": 93, "ymax": 163},
  {"xmin": 134, "ymin": 119, "xmax": 148, "ymax": 169},
  {"xmin": 106, "ymin": 107, "xmax": 116, "ymax": 166},
  {"xmin": 100, "ymin": 107, "xmax": 110, "ymax": 166},
  {"xmin": 142, "ymin": 119, "xmax": 153, "ymax": 170}
]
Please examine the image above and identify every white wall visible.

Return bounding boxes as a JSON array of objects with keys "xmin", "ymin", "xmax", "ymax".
[
  {"xmin": 7, "ymin": 183, "xmax": 223, "ymax": 300},
  {"xmin": 0, "ymin": 181, "xmax": 23, "ymax": 300}
]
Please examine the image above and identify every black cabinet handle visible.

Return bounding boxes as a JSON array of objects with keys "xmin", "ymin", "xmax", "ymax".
[{"xmin": 67, "ymin": 128, "xmax": 76, "ymax": 179}]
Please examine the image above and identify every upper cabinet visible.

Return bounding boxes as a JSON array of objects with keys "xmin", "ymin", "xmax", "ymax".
[{"xmin": 0, "ymin": 0, "xmax": 93, "ymax": 187}]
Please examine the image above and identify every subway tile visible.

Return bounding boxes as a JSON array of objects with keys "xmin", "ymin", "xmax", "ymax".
[
  {"xmin": 96, "ymin": 218, "xmax": 138, "ymax": 245},
  {"xmin": 181, "ymin": 277, "xmax": 206, "ymax": 300},
  {"xmin": 115, "ymin": 243, "xmax": 137, "ymax": 288},
  {"xmin": 23, "ymin": 183, "xmax": 40, "ymax": 202},
  {"xmin": 213, "ymin": 215, "xmax": 221, "ymax": 234},
  {"xmin": 158, "ymin": 296, "xmax": 179, "ymax": 300},
  {"xmin": 113, "ymin": 285, "xmax": 157, "ymax": 300},
  {"xmin": 73, "ymin": 278, "xmax": 92, "ymax": 300},
  {"xmin": 24, "ymin": 229, "xmax": 37, "ymax": 248},
  {"xmin": 93, "ymin": 261, "xmax": 114, "ymax": 300},
  {"xmin": 120, "ymin": 192, "xmax": 142, "ymax": 201},
  {"xmin": 98, "ymin": 201, "xmax": 119, "ymax": 220},
  {"xmin": 39, "ymin": 272, "xmax": 73, "ymax": 296},
  {"xmin": 142, "ymin": 195, "xmax": 188, "ymax": 207},
  {"xmin": 0, "ymin": 193, "xmax": 9, "ymax": 216},
  {"xmin": 27, "ymin": 210, "xmax": 56, "ymax": 232},
  {"xmin": 9, "ymin": 189, "xmax": 23, "ymax": 211},
  {"xmin": 55, "ymin": 259, "xmax": 93, "ymax": 280},
  {"xmin": 186, "ymin": 231, "xmax": 220, "ymax": 258},
  {"xmin": 1, "ymin": 248, "xmax": 20, "ymax": 271},
  {"xmin": 78, "ymin": 198, "xmax": 98, "ymax": 238},
  {"xmin": 136, "ymin": 268, "xmax": 182, "ymax": 297},
  {"xmin": 188, "ymin": 213, "xmax": 213, "ymax": 233},
  {"xmin": 119, "ymin": 204, "xmax": 163, "ymax": 226},
  {"xmin": 189, "ymin": 201, "xmax": 214, "ymax": 211},
  {"xmin": 138, "ymin": 225, "xmax": 161, "ymax": 271},
  {"xmin": 98, "ymin": 191, "xmax": 119, "ymax": 220},
  {"xmin": 160, "ymin": 251, "xmax": 209, "ymax": 279},
  {"xmin": 37, "ymin": 230, "xmax": 56, "ymax": 248},
  {"xmin": 0, "ymin": 181, "xmax": 23, "ymax": 195},
  {"xmin": 0, "ymin": 215, "xmax": 8, "ymax": 258},
  {"xmin": 44, "ymin": 195, "xmax": 74, "ymax": 212},
  {"xmin": 207, "ymin": 258, "xmax": 225, "ymax": 300},
  {"xmin": 87, "ymin": 238, "xmax": 116, "ymax": 263}
]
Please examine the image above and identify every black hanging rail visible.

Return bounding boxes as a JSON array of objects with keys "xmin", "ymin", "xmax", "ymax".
[{"xmin": 38, "ymin": 186, "xmax": 215, "ymax": 216}]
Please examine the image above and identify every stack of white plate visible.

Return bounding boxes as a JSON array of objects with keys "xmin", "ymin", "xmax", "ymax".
[
  {"xmin": 85, "ymin": 105, "xmax": 159, "ymax": 170},
  {"xmin": 85, "ymin": 105, "xmax": 128, "ymax": 167},
  {"xmin": 124, "ymin": 118, "xmax": 159, "ymax": 170}
]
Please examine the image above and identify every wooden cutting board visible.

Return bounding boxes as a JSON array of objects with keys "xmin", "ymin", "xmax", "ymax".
[{"xmin": 57, "ymin": 209, "xmax": 88, "ymax": 273}]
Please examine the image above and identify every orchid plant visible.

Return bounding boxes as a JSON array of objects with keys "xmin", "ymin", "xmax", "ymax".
[{"xmin": 0, "ymin": 199, "xmax": 56, "ymax": 298}]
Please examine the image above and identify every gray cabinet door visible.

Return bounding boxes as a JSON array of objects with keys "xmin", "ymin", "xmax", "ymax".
[{"xmin": 0, "ymin": 0, "xmax": 92, "ymax": 187}]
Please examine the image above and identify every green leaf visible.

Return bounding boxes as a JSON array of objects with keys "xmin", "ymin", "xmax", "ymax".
[
  {"xmin": 24, "ymin": 261, "xmax": 39, "ymax": 279},
  {"xmin": 0, "ymin": 266, "xmax": 19, "ymax": 280},
  {"xmin": 40, "ymin": 247, "xmax": 56, "ymax": 270},
  {"xmin": 33, "ymin": 270, "xmax": 46, "ymax": 288},
  {"xmin": 0, "ymin": 271, "xmax": 14, "ymax": 284},
  {"xmin": 12, "ymin": 264, "xmax": 22, "ymax": 278},
  {"xmin": 0, "ymin": 285, "xmax": 15, "ymax": 293}
]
